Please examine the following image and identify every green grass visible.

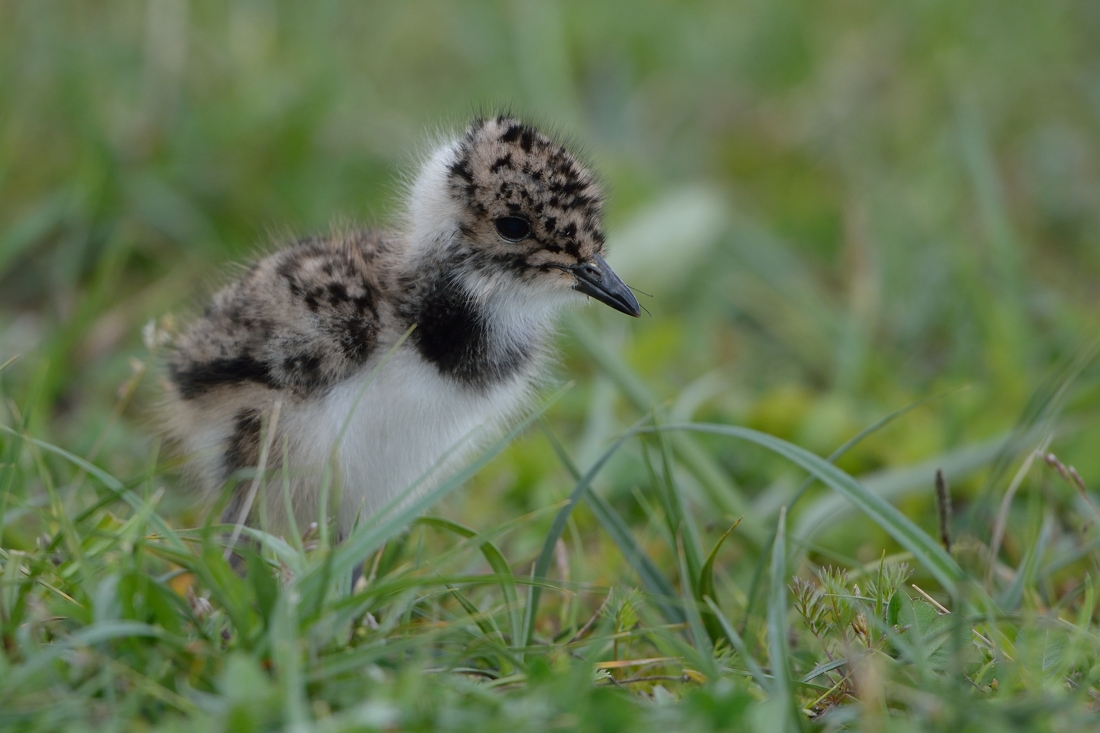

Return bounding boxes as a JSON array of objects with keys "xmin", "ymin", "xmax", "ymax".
[{"xmin": 3, "ymin": 0, "xmax": 1100, "ymax": 730}]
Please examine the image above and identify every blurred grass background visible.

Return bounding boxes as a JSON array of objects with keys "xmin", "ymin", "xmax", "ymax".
[
  {"xmin": 3, "ymin": 0, "xmax": 1098, "ymax": 557},
  {"xmin": 2, "ymin": 0, "xmax": 1100, "ymax": 729}
]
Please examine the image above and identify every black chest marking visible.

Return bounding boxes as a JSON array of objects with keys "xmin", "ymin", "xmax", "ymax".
[{"xmin": 409, "ymin": 276, "xmax": 531, "ymax": 390}]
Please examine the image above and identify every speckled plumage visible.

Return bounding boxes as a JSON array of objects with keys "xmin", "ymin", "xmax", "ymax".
[{"xmin": 162, "ymin": 115, "xmax": 640, "ymax": 538}]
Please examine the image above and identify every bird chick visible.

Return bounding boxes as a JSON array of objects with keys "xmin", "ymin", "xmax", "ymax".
[{"xmin": 162, "ymin": 115, "xmax": 640, "ymax": 539}]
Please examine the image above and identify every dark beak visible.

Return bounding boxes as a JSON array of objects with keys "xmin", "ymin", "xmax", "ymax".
[{"xmin": 571, "ymin": 254, "xmax": 641, "ymax": 317}]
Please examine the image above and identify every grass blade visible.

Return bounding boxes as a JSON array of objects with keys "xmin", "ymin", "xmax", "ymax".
[
  {"xmin": 541, "ymin": 423, "xmax": 685, "ymax": 625},
  {"xmin": 271, "ymin": 585, "xmax": 308, "ymax": 730},
  {"xmin": 650, "ymin": 423, "xmax": 967, "ymax": 595},
  {"xmin": 568, "ymin": 315, "xmax": 751, "ymax": 523},
  {"xmin": 767, "ymin": 507, "xmax": 799, "ymax": 732},
  {"xmin": 703, "ymin": 596, "xmax": 771, "ymax": 689},
  {"xmin": 584, "ymin": 489, "xmax": 685, "ymax": 626},
  {"xmin": 677, "ymin": 532, "xmax": 717, "ymax": 678},
  {"xmin": 0, "ymin": 424, "xmax": 186, "ymax": 553},
  {"xmin": 711, "ymin": 394, "xmax": 949, "ymax": 636},
  {"xmin": 415, "ymin": 516, "xmax": 521, "ymax": 646},
  {"xmin": 999, "ymin": 513, "xmax": 1054, "ymax": 611},
  {"xmin": 698, "ymin": 518, "xmax": 742, "ymax": 643},
  {"xmin": 796, "ymin": 431, "xmax": 1033, "ymax": 544},
  {"xmin": 521, "ymin": 416, "xmax": 650, "ymax": 647}
]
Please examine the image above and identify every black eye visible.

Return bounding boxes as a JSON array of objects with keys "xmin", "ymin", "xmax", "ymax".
[{"xmin": 494, "ymin": 216, "xmax": 531, "ymax": 242}]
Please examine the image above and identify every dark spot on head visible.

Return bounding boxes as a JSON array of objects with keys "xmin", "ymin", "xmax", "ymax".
[
  {"xmin": 339, "ymin": 317, "xmax": 375, "ymax": 363},
  {"xmin": 543, "ymin": 216, "xmax": 557, "ymax": 234},
  {"xmin": 519, "ymin": 129, "xmax": 534, "ymax": 152},
  {"xmin": 449, "ymin": 159, "xmax": 474, "ymax": 183},
  {"xmin": 352, "ymin": 293, "xmax": 376, "ymax": 318},
  {"xmin": 277, "ymin": 259, "xmax": 302, "ymax": 296},
  {"xmin": 327, "ymin": 282, "xmax": 348, "ymax": 304},
  {"xmin": 491, "ymin": 252, "xmax": 529, "ymax": 273},
  {"xmin": 490, "ymin": 154, "xmax": 513, "ymax": 172},
  {"xmin": 501, "ymin": 125, "xmax": 523, "ymax": 143}
]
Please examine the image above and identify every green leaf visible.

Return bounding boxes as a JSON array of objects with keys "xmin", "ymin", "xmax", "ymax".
[
  {"xmin": 0, "ymin": 424, "xmax": 186, "ymax": 553},
  {"xmin": 767, "ymin": 508, "xmax": 800, "ymax": 732},
  {"xmin": 724, "ymin": 394, "xmax": 959, "ymax": 637},
  {"xmin": 677, "ymin": 532, "xmax": 716, "ymax": 678},
  {"xmin": 697, "ymin": 518, "xmax": 742, "ymax": 644},
  {"xmin": 651, "ymin": 423, "xmax": 967, "ymax": 596},
  {"xmin": 444, "ymin": 582, "xmax": 502, "ymax": 639},
  {"xmin": 521, "ymin": 416, "xmax": 649, "ymax": 648},
  {"xmin": 270, "ymin": 582, "xmax": 308, "ymax": 729},
  {"xmin": 652, "ymin": 416, "xmax": 704, "ymax": 587},
  {"xmin": 0, "ymin": 621, "xmax": 171, "ymax": 695},
  {"xmin": 568, "ymin": 316, "xmax": 752, "ymax": 525},
  {"xmin": 886, "ymin": 589, "xmax": 904, "ymax": 628},
  {"xmin": 885, "ymin": 590, "xmax": 953, "ymax": 671},
  {"xmin": 584, "ymin": 488, "xmax": 685, "ymax": 626},
  {"xmin": 246, "ymin": 548, "xmax": 280, "ymax": 629},
  {"xmin": 703, "ymin": 596, "xmax": 771, "ymax": 690},
  {"xmin": 998, "ymin": 513, "xmax": 1054, "ymax": 612},
  {"xmin": 541, "ymin": 423, "xmax": 685, "ymax": 626},
  {"xmin": 415, "ymin": 516, "xmax": 521, "ymax": 646}
]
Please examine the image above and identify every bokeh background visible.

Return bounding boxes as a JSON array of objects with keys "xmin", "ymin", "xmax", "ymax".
[{"xmin": 2, "ymin": 0, "xmax": 1099, "ymax": 580}]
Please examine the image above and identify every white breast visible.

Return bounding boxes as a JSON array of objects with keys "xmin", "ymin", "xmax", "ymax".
[{"xmin": 285, "ymin": 345, "xmax": 534, "ymax": 536}]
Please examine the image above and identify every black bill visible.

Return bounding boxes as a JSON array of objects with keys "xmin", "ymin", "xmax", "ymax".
[{"xmin": 571, "ymin": 254, "xmax": 641, "ymax": 317}]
